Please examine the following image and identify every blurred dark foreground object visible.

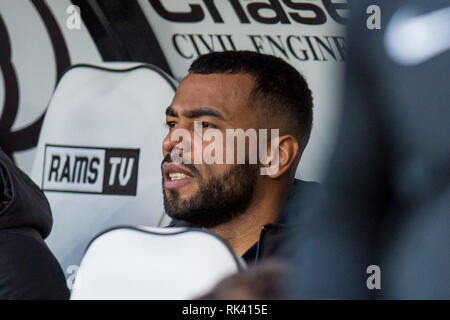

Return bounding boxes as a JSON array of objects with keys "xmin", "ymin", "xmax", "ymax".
[
  {"xmin": 284, "ymin": 0, "xmax": 450, "ymax": 299},
  {"xmin": 199, "ymin": 260, "xmax": 291, "ymax": 300},
  {"xmin": 0, "ymin": 149, "xmax": 69, "ymax": 299}
]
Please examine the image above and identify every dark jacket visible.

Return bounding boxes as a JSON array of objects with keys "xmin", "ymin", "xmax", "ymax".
[
  {"xmin": 287, "ymin": 0, "xmax": 450, "ymax": 299},
  {"xmin": 169, "ymin": 179, "xmax": 319, "ymax": 265},
  {"xmin": 0, "ymin": 149, "xmax": 69, "ymax": 299}
]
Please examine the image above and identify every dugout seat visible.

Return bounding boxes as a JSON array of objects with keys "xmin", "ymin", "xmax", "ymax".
[
  {"xmin": 30, "ymin": 63, "xmax": 177, "ymax": 277},
  {"xmin": 70, "ymin": 226, "xmax": 245, "ymax": 299}
]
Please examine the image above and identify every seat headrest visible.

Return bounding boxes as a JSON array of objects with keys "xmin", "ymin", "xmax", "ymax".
[{"xmin": 70, "ymin": 226, "xmax": 245, "ymax": 300}]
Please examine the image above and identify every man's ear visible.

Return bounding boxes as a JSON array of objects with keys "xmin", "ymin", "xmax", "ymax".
[{"xmin": 262, "ymin": 134, "xmax": 299, "ymax": 179}]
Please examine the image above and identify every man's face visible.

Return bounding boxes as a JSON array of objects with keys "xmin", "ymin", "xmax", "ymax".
[{"xmin": 162, "ymin": 73, "xmax": 260, "ymax": 227}]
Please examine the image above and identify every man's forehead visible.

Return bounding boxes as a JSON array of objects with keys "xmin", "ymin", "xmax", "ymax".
[
  {"xmin": 171, "ymin": 73, "xmax": 255, "ymax": 117},
  {"xmin": 180, "ymin": 72, "xmax": 254, "ymax": 88}
]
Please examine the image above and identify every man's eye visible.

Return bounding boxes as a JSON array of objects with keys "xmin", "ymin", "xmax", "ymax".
[
  {"xmin": 166, "ymin": 121, "xmax": 176, "ymax": 128},
  {"xmin": 201, "ymin": 121, "xmax": 214, "ymax": 128}
]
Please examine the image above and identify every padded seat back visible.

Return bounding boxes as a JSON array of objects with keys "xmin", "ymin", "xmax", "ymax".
[
  {"xmin": 31, "ymin": 63, "xmax": 177, "ymax": 276},
  {"xmin": 70, "ymin": 226, "xmax": 245, "ymax": 299}
]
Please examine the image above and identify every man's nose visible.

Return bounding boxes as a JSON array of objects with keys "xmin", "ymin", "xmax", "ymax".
[
  {"xmin": 162, "ymin": 128, "xmax": 193, "ymax": 157},
  {"xmin": 162, "ymin": 131, "xmax": 178, "ymax": 156}
]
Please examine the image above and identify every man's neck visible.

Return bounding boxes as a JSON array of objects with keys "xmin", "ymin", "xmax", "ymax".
[{"xmin": 207, "ymin": 181, "xmax": 290, "ymax": 256}]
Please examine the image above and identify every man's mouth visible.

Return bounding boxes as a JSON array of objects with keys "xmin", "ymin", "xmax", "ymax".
[
  {"xmin": 168, "ymin": 172, "xmax": 190, "ymax": 181},
  {"xmin": 163, "ymin": 163, "xmax": 195, "ymax": 190}
]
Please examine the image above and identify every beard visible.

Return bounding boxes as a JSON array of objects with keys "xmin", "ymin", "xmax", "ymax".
[{"xmin": 162, "ymin": 156, "xmax": 258, "ymax": 228}]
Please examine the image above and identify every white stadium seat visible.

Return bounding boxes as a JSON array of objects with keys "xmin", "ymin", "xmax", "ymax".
[
  {"xmin": 70, "ymin": 227, "xmax": 245, "ymax": 300},
  {"xmin": 31, "ymin": 63, "xmax": 177, "ymax": 277}
]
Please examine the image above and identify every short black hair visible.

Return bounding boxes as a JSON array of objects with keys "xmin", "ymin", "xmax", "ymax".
[{"xmin": 189, "ymin": 51, "xmax": 313, "ymax": 150}]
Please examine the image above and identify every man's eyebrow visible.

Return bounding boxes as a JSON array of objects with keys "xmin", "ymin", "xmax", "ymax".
[
  {"xmin": 182, "ymin": 107, "xmax": 225, "ymax": 120},
  {"xmin": 165, "ymin": 106, "xmax": 177, "ymax": 117}
]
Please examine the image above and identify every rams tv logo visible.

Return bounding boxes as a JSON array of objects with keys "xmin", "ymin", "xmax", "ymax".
[{"xmin": 42, "ymin": 145, "xmax": 139, "ymax": 196}]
